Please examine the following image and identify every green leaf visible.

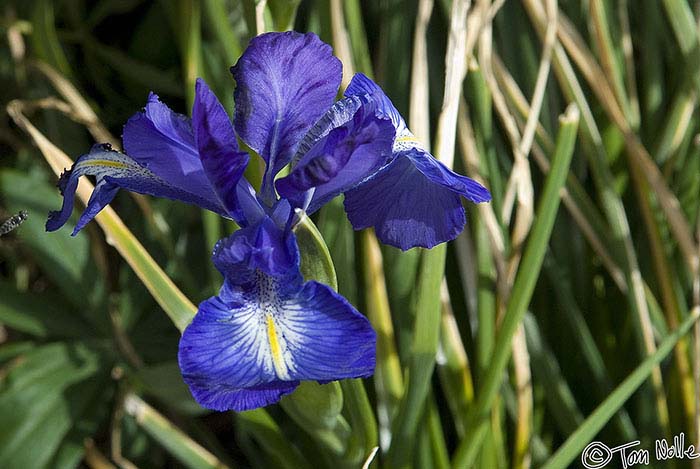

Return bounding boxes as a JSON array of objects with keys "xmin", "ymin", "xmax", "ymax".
[
  {"xmin": 0, "ymin": 282, "xmax": 94, "ymax": 339},
  {"xmin": 293, "ymin": 214, "xmax": 338, "ymax": 290},
  {"xmin": 281, "ymin": 381, "xmax": 349, "ymax": 456},
  {"xmin": 137, "ymin": 361, "xmax": 204, "ymax": 415},
  {"xmin": 0, "ymin": 342, "xmax": 106, "ymax": 468},
  {"xmin": 124, "ymin": 393, "xmax": 228, "ymax": 469},
  {"xmin": 0, "ymin": 169, "xmax": 98, "ymax": 312},
  {"xmin": 31, "ymin": 0, "xmax": 73, "ymax": 79},
  {"xmin": 267, "ymin": 0, "xmax": 302, "ymax": 31},
  {"xmin": 237, "ymin": 409, "xmax": 314, "ymax": 469}
]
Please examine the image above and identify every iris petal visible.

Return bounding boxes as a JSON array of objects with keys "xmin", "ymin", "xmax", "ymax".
[
  {"xmin": 281, "ymin": 280, "xmax": 376, "ymax": 380},
  {"xmin": 344, "ymin": 73, "xmax": 407, "ymax": 133},
  {"xmin": 193, "ymin": 78, "xmax": 263, "ymax": 225},
  {"xmin": 179, "ymin": 217, "xmax": 376, "ymax": 411},
  {"xmin": 123, "ymin": 93, "xmax": 219, "ymax": 207},
  {"xmin": 178, "ymin": 293, "xmax": 301, "ymax": 411},
  {"xmin": 276, "ymin": 97, "xmax": 395, "ymax": 214},
  {"xmin": 292, "ymin": 95, "xmax": 365, "ymax": 162},
  {"xmin": 341, "ymin": 73, "xmax": 491, "ymax": 249},
  {"xmin": 344, "ymin": 149, "xmax": 489, "ymax": 250},
  {"xmin": 46, "ymin": 144, "xmax": 227, "ymax": 235},
  {"xmin": 408, "ymin": 148, "xmax": 492, "ymax": 203},
  {"xmin": 231, "ymin": 31, "xmax": 342, "ymax": 184}
]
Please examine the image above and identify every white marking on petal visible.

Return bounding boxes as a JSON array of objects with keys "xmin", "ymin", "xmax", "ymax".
[
  {"xmin": 235, "ymin": 271, "xmax": 300, "ymax": 381},
  {"xmin": 392, "ymin": 128, "xmax": 424, "ymax": 152}
]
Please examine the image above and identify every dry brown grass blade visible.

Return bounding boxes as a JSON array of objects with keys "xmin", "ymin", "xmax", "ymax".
[
  {"xmin": 330, "ymin": 0, "xmax": 355, "ymax": 88},
  {"xmin": 507, "ymin": 0, "xmax": 558, "ymax": 286},
  {"xmin": 457, "ymin": 95, "xmax": 507, "ymax": 287},
  {"xmin": 490, "ymin": 53, "xmax": 628, "ymax": 292},
  {"xmin": 409, "ymin": 0, "xmax": 434, "ymax": 145},
  {"xmin": 512, "ymin": 324, "xmax": 533, "ymax": 469},
  {"xmin": 434, "ymin": 0, "xmax": 470, "ymax": 168},
  {"xmin": 617, "ymin": 0, "xmax": 640, "ymax": 126},
  {"xmin": 361, "ymin": 230, "xmax": 404, "ymax": 449},
  {"xmin": 29, "ymin": 61, "xmax": 118, "ymax": 147},
  {"xmin": 255, "ymin": 0, "xmax": 267, "ymax": 35},
  {"xmin": 83, "ymin": 439, "xmax": 117, "ymax": 469},
  {"xmin": 518, "ymin": 0, "xmax": 557, "ymax": 167},
  {"xmin": 549, "ymin": 6, "xmax": 698, "ymax": 275},
  {"xmin": 464, "ymin": 0, "xmax": 491, "ymax": 64},
  {"xmin": 477, "ymin": 57, "xmax": 531, "ymax": 280}
]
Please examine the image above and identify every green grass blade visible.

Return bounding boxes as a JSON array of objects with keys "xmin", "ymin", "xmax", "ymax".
[
  {"xmin": 437, "ymin": 295, "xmax": 474, "ymax": 437},
  {"xmin": 385, "ymin": 244, "xmax": 445, "ymax": 468},
  {"xmin": 203, "ymin": 0, "xmax": 243, "ymax": 64},
  {"xmin": 343, "ymin": 0, "xmax": 372, "ymax": 76},
  {"xmin": 340, "ymin": 379, "xmax": 378, "ymax": 464},
  {"xmin": 523, "ymin": 313, "xmax": 583, "ymax": 434},
  {"xmin": 661, "ymin": 0, "xmax": 699, "ymax": 57},
  {"xmin": 360, "ymin": 230, "xmax": 404, "ymax": 446},
  {"xmin": 30, "ymin": 0, "xmax": 73, "ymax": 79},
  {"xmin": 124, "ymin": 394, "xmax": 229, "ymax": 469},
  {"xmin": 543, "ymin": 257, "xmax": 637, "ymax": 440},
  {"xmin": 236, "ymin": 408, "xmax": 313, "ymax": 469},
  {"xmin": 452, "ymin": 104, "xmax": 579, "ymax": 468},
  {"xmin": 267, "ymin": 0, "xmax": 301, "ymax": 31}
]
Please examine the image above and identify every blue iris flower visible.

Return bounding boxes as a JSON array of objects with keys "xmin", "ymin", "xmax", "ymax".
[{"xmin": 46, "ymin": 31, "xmax": 489, "ymax": 411}]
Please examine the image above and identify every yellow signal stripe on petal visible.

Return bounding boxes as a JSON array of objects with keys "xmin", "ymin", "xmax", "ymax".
[
  {"xmin": 395, "ymin": 135, "xmax": 419, "ymax": 144},
  {"xmin": 266, "ymin": 315, "xmax": 290, "ymax": 379},
  {"xmin": 79, "ymin": 159, "xmax": 130, "ymax": 169}
]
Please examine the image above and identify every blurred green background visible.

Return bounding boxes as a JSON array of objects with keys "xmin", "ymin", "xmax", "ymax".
[{"xmin": 1, "ymin": 0, "xmax": 700, "ymax": 468}]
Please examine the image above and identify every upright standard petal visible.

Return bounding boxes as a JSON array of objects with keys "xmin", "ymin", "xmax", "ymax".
[
  {"xmin": 344, "ymin": 148, "xmax": 491, "ymax": 250},
  {"xmin": 193, "ymin": 79, "xmax": 263, "ymax": 225},
  {"xmin": 341, "ymin": 73, "xmax": 491, "ymax": 249},
  {"xmin": 344, "ymin": 73, "xmax": 407, "ymax": 133},
  {"xmin": 123, "ymin": 92, "xmax": 220, "ymax": 207},
  {"xmin": 276, "ymin": 97, "xmax": 395, "ymax": 214},
  {"xmin": 46, "ymin": 144, "xmax": 227, "ymax": 235},
  {"xmin": 344, "ymin": 73, "xmax": 426, "ymax": 152},
  {"xmin": 178, "ymin": 218, "xmax": 376, "ymax": 412},
  {"xmin": 231, "ymin": 32, "xmax": 342, "ymax": 180}
]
